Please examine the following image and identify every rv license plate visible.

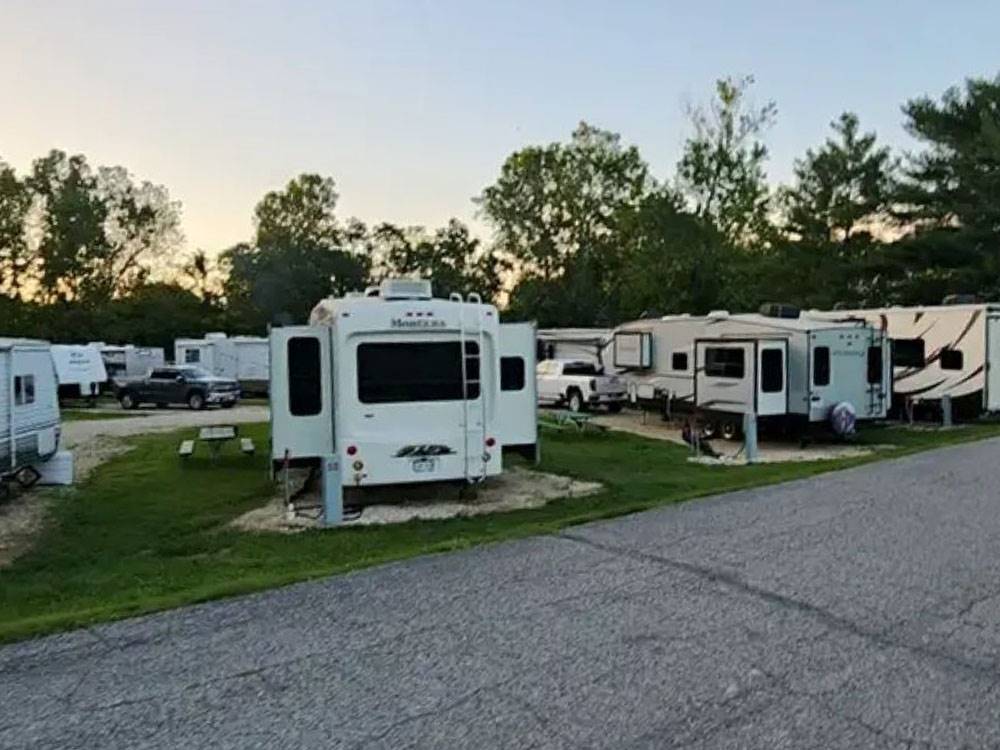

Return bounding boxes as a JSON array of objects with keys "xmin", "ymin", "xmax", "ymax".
[{"xmin": 411, "ymin": 458, "xmax": 437, "ymax": 474}]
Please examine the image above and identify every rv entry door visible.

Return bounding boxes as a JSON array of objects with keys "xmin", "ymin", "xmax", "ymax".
[
  {"xmin": 756, "ymin": 341, "xmax": 788, "ymax": 416},
  {"xmin": 498, "ymin": 322, "xmax": 538, "ymax": 457},
  {"xmin": 269, "ymin": 326, "xmax": 334, "ymax": 465}
]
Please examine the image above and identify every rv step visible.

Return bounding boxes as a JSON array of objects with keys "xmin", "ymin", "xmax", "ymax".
[
  {"xmin": 240, "ymin": 438, "xmax": 255, "ymax": 455},
  {"xmin": 178, "ymin": 440, "xmax": 195, "ymax": 458}
]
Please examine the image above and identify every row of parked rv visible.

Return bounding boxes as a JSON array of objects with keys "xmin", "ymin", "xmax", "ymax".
[
  {"xmin": 537, "ymin": 301, "xmax": 1000, "ymax": 433},
  {"xmin": 43, "ymin": 336, "xmax": 271, "ymax": 401}
]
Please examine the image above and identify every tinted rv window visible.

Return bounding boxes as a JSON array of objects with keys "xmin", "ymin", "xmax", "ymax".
[
  {"xmin": 813, "ymin": 347, "xmax": 830, "ymax": 386},
  {"xmin": 671, "ymin": 352, "xmax": 688, "ymax": 371},
  {"xmin": 14, "ymin": 375, "xmax": 35, "ymax": 405},
  {"xmin": 357, "ymin": 341, "xmax": 480, "ymax": 403},
  {"xmin": 867, "ymin": 346, "xmax": 883, "ymax": 384},
  {"xmin": 287, "ymin": 337, "xmax": 323, "ymax": 416},
  {"xmin": 184, "ymin": 349, "xmax": 200, "ymax": 364},
  {"xmin": 704, "ymin": 347, "xmax": 745, "ymax": 379},
  {"xmin": 760, "ymin": 349, "xmax": 783, "ymax": 393},
  {"xmin": 500, "ymin": 357, "xmax": 525, "ymax": 391},
  {"xmin": 892, "ymin": 338, "xmax": 925, "ymax": 367},
  {"xmin": 940, "ymin": 347, "xmax": 963, "ymax": 371}
]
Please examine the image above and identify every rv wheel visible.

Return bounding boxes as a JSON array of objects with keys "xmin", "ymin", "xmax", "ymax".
[
  {"xmin": 700, "ymin": 421, "xmax": 718, "ymax": 439},
  {"xmin": 187, "ymin": 392, "xmax": 206, "ymax": 411},
  {"xmin": 721, "ymin": 421, "xmax": 741, "ymax": 440}
]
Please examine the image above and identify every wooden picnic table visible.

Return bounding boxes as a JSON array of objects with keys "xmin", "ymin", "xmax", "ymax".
[
  {"xmin": 550, "ymin": 410, "xmax": 608, "ymax": 432},
  {"xmin": 179, "ymin": 425, "xmax": 255, "ymax": 460}
]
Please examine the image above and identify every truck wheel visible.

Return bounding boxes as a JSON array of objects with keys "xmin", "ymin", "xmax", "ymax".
[
  {"xmin": 119, "ymin": 392, "xmax": 137, "ymax": 410},
  {"xmin": 187, "ymin": 392, "xmax": 206, "ymax": 411},
  {"xmin": 567, "ymin": 390, "xmax": 584, "ymax": 413}
]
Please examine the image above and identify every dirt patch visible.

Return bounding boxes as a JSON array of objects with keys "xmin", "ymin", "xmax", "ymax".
[
  {"xmin": 232, "ymin": 466, "xmax": 603, "ymax": 533},
  {"xmin": 0, "ymin": 489, "xmax": 54, "ymax": 569},
  {"xmin": 590, "ymin": 411, "xmax": 894, "ymax": 464}
]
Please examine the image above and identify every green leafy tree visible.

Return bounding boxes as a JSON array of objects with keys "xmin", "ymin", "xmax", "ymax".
[
  {"xmin": 781, "ymin": 113, "xmax": 895, "ymax": 244},
  {"xmin": 220, "ymin": 174, "xmax": 371, "ymax": 329},
  {"xmin": 0, "ymin": 160, "xmax": 33, "ymax": 299},
  {"xmin": 677, "ymin": 76, "xmax": 777, "ymax": 248},
  {"xmin": 377, "ymin": 219, "xmax": 504, "ymax": 301}
]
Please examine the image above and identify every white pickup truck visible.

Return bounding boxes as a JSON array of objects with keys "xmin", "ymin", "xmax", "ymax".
[{"xmin": 536, "ymin": 359, "xmax": 627, "ymax": 412}]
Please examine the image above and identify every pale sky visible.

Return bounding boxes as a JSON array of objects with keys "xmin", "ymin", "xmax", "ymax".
[{"xmin": 2, "ymin": 0, "xmax": 998, "ymax": 255}]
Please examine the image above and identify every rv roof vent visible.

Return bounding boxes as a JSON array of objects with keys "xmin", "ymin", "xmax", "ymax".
[
  {"xmin": 364, "ymin": 285, "xmax": 381, "ymax": 297},
  {"xmin": 759, "ymin": 303, "xmax": 801, "ymax": 319},
  {"xmin": 942, "ymin": 293, "xmax": 978, "ymax": 305},
  {"xmin": 707, "ymin": 310, "xmax": 730, "ymax": 319},
  {"xmin": 205, "ymin": 332, "xmax": 227, "ymax": 340},
  {"xmin": 380, "ymin": 279, "xmax": 433, "ymax": 300}
]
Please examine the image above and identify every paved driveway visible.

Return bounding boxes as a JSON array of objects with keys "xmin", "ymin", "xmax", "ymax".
[{"xmin": 4, "ymin": 439, "xmax": 1000, "ymax": 748}]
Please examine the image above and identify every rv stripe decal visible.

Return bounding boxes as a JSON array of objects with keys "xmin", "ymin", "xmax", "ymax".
[
  {"xmin": 950, "ymin": 364, "xmax": 985, "ymax": 388},
  {"xmin": 950, "ymin": 309, "xmax": 981, "ymax": 348},
  {"xmin": 896, "ymin": 377, "xmax": 949, "ymax": 397}
]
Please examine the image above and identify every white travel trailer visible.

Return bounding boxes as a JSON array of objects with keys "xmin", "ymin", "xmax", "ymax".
[
  {"xmin": 269, "ymin": 279, "xmax": 538, "ymax": 488},
  {"xmin": 50, "ymin": 344, "xmax": 108, "ymax": 399},
  {"xmin": 810, "ymin": 303, "xmax": 1000, "ymax": 416},
  {"xmin": 537, "ymin": 329, "xmax": 612, "ymax": 366},
  {"xmin": 175, "ymin": 333, "xmax": 269, "ymax": 394},
  {"xmin": 92, "ymin": 343, "xmax": 165, "ymax": 381},
  {"xmin": 0, "ymin": 339, "xmax": 60, "ymax": 483},
  {"xmin": 610, "ymin": 308, "xmax": 891, "ymax": 436}
]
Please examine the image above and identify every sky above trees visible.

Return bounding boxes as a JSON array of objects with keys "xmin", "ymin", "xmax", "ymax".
[{"xmin": 2, "ymin": 0, "xmax": 999, "ymax": 254}]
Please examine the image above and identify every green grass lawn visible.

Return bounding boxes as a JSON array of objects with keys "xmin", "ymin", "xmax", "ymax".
[{"xmin": 2, "ymin": 420, "xmax": 1000, "ymax": 643}]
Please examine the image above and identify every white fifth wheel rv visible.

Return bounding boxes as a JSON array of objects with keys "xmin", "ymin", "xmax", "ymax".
[
  {"xmin": 610, "ymin": 307, "xmax": 891, "ymax": 436},
  {"xmin": 50, "ymin": 344, "xmax": 108, "ymax": 399},
  {"xmin": 810, "ymin": 303, "xmax": 1000, "ymax": 416},
  {"xmin": 175, "ymin": 333, "xmax": 269, "ymax": 394},
  {"xmin": 269, "ymin": 279, "xmax": 538, "ymax": 487},
  {"xmin": 0, "ymin": 339, "xmax": 60, "ymax": 485},
  {"xmin": 92, "ymin": 343, "xmax": 165, "ymax": 381}
]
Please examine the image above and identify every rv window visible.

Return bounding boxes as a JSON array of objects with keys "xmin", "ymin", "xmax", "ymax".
[
  {"xmin": 357, "ymin": 341, "xmax": 481, "ymax": 403},
  {"xmin": 867, "ymin": 346, "xmax": 883, "ymax": 384},
  {"xmin": 501, "ymin": 357, "xmax": 526, "ymax": 391},
  {"xmin": 813, "ymin": 347, "xmax": 830, "ymax": 386},
  {"xmin": 671, "ymin": 352, "xmax": 688, "ymax": 371},
  {"xmin": 760, "ymin": 349, "xmax": 784, "ymax": 393},
  {"xmin": 892, "ymin": 338, "xmax": 925, "ymax": 367},
  {"xmin": 704, "ymin": 347, "xmax": 745, "ymax": 379},
  {"xmin": 13, "ymin": 375, "xmax": 35, "ymax": 406},
  {"xmin": 184, "ymin": 349, "xmax": 201, "ymax": 364},
  {"xmin": 287, "ymin": 337, "xmax": 323, "ymax": 416},
  {"xmin": 940, "ymin": 347, "xmax": 963, "ymax": 371}
]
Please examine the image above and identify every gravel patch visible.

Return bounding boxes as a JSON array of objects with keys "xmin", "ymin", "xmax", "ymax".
[{"xmin": 232, "ymin": 465, "xmax": 602, "ymax": 532}]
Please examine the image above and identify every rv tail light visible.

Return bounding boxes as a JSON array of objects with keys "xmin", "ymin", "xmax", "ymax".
[
  {"xmin": 485, "ymin": 437, "xmax": 496, "ymax": 448},
  {"xmin": 346, "ymin": 445, "xmax": 358, "ymax": 456}
]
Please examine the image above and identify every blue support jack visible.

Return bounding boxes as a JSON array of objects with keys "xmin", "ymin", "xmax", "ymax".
[{"xmin": 321, "ymin": 455, "xmax": 343, "ymax": 526}]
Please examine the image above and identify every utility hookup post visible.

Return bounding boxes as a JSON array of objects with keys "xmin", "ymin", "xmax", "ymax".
[
  {"xmin": 321, "ymin": 455, "xmax": 343, "ymax": 526},
  {"xmin": 941, "ymin": 395, "xmax": 953, "ymax": 428},
  {"xmin": 743, "ymin": 413, "xmax": 758, "ymax": 464}
]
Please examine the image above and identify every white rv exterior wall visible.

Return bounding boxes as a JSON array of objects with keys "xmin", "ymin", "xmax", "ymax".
[
  {"xmin": 50, "ymin": 344, "xmax": 107, "ymax": 396},
  {"xmin": 0, "ymin": 340, "xmax": 60, "ymax": 472},
  {"xmin": 811, "ymin": 304, "xmax": 1000, "ymax": 410}
]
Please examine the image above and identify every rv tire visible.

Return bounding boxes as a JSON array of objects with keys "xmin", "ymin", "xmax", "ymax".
[
  {"xmin": 721, "ymin": 421, "xmax": 741, "ymax": 440},
  {"xmin": 187, "ymin": 391, "xmax": 206, "ymax": 411},
  {"xmin": 567, "ymin": 389, "xmax": 585, "ymax": 413}
]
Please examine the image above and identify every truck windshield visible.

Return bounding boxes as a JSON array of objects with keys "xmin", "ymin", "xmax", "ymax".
[
  {"xmin": 179, "ymin": 367, "xmax": 212, "ymax": 379},
  {"xmin": 563, "ymin": 363, "xmax": 602, "ymax": 376}
]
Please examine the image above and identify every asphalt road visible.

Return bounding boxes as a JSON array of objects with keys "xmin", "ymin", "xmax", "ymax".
[{"xmin": 5, "ymin": 439, "xmax": 1000, "ymax": 749}]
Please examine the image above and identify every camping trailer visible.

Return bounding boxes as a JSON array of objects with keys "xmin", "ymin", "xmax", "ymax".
[
  {"xmin": 609, "ymin": 309, "xmax": 890, "ymax": 436},
  {"xmin": 50, "ymin": 344, "xmax": 108, "ymax": 399},
  {"xmin": 175, "ymin": 334, "xmax": 269, "ymax": 395},
  {"xmin": 809, "ymin": 303, "xmax": 1000, "ymax": 416},
  {"xmin": 0, "ymin": 339, "xmax": 60, "ymax": 481},
  {"xmin": 269, "ymin": 279, "xmax": 538, "ymax": 487},
  {"xmin": 93, "ymin": 343, "xmax": 165, "ymax": 381},
  {"xmin": 536, "ymin": 329, "xmax": 612, "ymax": 366}
]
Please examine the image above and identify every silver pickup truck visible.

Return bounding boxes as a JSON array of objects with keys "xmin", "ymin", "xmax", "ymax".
[{"xmin": 536, "ymin": 359, "xmax": 627, "ymax": 412}]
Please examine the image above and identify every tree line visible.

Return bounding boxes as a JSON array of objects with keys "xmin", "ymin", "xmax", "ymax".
[{"xmin": 2, "ymin": 72, "xmax": 999, "ymax": 350}]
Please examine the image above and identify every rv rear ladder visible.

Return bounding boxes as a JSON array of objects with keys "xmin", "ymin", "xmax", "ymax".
[{"xmin": 452, "ymin": 292, "xmax": 488, "ymax": 484}]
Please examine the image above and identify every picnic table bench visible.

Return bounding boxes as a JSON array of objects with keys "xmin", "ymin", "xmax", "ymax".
[
  {"xmin": 178, "ymin": 425, "xmax": 255, "ymax": 459},
  {"xmin": 549, "ymin": 410, "xmax": 608, "ymax": 432}
]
